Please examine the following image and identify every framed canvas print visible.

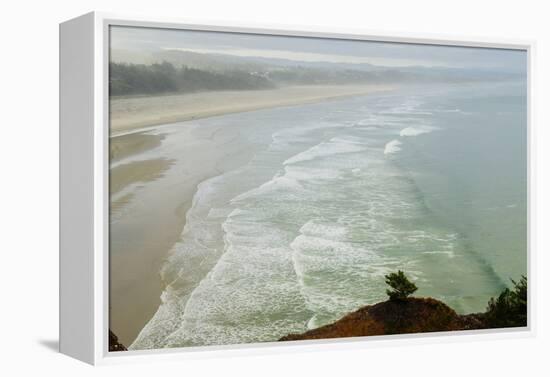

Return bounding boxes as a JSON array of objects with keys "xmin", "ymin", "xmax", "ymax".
[{"xmin": 59, "ymin": 12, "xmax": 533, "ymax": 365}]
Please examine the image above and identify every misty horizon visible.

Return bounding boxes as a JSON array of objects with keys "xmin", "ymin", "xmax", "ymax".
[{"xmin": 110, "ymin": 25, "xmax": 527, "ymax": 73}]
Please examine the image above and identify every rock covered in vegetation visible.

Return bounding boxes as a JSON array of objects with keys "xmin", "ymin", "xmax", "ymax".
[{"xmin": 280, "ymin": 297, "xmax": 486, "ymax": 341}]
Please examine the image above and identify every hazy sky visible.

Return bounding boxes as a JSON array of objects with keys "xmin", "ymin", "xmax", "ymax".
[{"xmin": 110, "ymin": 26, "xmax": 526, "ymax": 72}]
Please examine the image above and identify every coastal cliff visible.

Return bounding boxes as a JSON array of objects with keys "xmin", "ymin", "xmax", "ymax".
[
  {"xmin": 281, "ymin": 297, "xmax": 485, "ymax": 341},
  {"xmin": 281, "ymin": 273, "xmax": 526, "ymax": 341}
]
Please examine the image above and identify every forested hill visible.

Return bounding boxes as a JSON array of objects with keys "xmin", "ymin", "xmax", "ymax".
[
  {"xmin": 109, "ymin": 61, "xmax": 275, "ymax": 96},
  {"xmin": 110, "ymin": 58, "xmax": 523, "ymax": 97}
]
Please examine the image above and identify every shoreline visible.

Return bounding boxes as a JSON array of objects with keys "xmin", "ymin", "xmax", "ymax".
[
  {"xmin": 109, "ymin": 122, "xmax": 257, "ymax": 346},
  {"xmin": 109, "ymin": 85, "xmax": 394, "ymax": 346},
  {"xmin": 109, "ymin": 84, "xmax": 394, "ymax": 136}
]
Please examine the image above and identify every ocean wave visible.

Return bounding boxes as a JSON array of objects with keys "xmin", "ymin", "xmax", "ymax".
[
  {"xmin": 399, "ymin": 125, "xmax": 438, "ymax": 137},
  {"xmin": 131, "ymin": 169, "xmax": 256, "ymax": 349},
  {"xmin": 384, "ymin": 139, "xmax": 403, "ymax": 155},
  {"xmin": 128, "ymin": 91, "xmax": 504, "ymax": 349},
  {"xmin": 284, "ymin": 139, "xmax": 366, "ymax": 165},
  {"xmin": 231, "ymin": 164, "xmax": 344, "ymax": 203},
  {"xmin": 157, "ymin": 205, "xmax": 310, "ymax": 347}
]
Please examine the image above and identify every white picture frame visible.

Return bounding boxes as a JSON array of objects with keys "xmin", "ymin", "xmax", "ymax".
[{"xmin": 59, "ymin": 11, "xmax": 535, "ymax": 365}]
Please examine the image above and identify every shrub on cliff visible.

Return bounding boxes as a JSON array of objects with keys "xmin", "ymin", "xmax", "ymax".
[
  {"xmin": 484, "ymin": 275, "xmax": 527, "ymax": 328},
  {"xmin": 385, "ymin": 270, "xmax": 418, "ymax": 301}
]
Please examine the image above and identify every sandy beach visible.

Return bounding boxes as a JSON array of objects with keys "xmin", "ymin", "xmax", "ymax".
[
  {"xmin": 109, "ymin": 84, "xmax": 393, "ymax": 135},
  {"xmin": 109, "ymin": 84, "xmax": 393, "ymax": 346},
  {"xmin": 109, "ymin": 111, "xmax": 262, "ymax": 345}
]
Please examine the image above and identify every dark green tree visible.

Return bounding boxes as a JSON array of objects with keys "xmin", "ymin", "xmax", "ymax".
[
  {"xmin": 385, "ymin": 270, "xmax": 418, "ymax": 301},
  {"xmin": 484, "ymin": 275, "xmax": 527, "ymax": 328}
]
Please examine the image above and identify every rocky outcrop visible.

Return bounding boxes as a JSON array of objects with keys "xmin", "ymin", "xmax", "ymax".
[
  {"xmin": 109, "ymin": 330, "xmax": 127, "ymax": 352},
  {"xmin": 281, "ymin": 297, "xmax": 486, "ymax": 341}
]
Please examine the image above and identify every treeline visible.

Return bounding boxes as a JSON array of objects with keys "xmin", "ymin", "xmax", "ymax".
[
  {"xmin": 109, "ymin": 61, "xmax": 275, "ymax": 96},
  {"xmin": 267, "ymin": 67, "xmax": 395, "ymax": 85}
]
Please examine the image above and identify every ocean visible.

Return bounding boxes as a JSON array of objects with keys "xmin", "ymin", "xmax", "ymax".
[{"xmin": 128, "ymin": 81, "xmax": 527, "ymax": 349}]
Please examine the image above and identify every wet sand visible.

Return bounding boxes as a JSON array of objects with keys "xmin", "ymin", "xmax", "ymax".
[
  {"xmin": 110, "ymin": 133, "xmax": 165, "ymax": 162},
  {"xmin": 109, "ymin": 123, "xmax": 257, "ymax": 345}
]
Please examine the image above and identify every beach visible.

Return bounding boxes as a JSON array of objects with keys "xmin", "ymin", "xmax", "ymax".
[
  {"xmin": 109, "ymin": 84, "xmax": 393, "ymax": 346},
  {"xmin": 109, "ymin": 84, "xmax": 393, "ymax": 135}
]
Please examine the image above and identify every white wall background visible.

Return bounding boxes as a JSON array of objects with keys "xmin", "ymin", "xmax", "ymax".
[{"xmin": 0, "ymin": 0, "xmax": 547, "ymax": 375}]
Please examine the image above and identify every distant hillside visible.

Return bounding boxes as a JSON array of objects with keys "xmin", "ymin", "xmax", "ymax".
[
  {"xmin": 110, "ymin": 49, "xmax": 524, "ymax": 96},
  {"xmin": 111, "ymin": 48, "xmax": 270, "ymax": 72},
  {"xmin": 109, "ymin": 61, "xmax": 274, "ymax": 96}
]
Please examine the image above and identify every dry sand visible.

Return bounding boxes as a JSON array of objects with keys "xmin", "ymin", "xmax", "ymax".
[
  {"xmin": 110, "ymin": 84, "xmax": 393, "ymax": 135},
  {"xmin": 108, "ymin": 84, "xmax": 394, "ymax": 346}
]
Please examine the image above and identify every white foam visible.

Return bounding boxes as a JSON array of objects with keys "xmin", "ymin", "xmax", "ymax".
[
  {"xmin": 231, "ymin": 164, "xmax": 343, "ymax": 203},
  {"xmin": 330, "ymin": 135, "xmax": 367, "ymax": 145},
  {"xmin": 284, "ymin": 139, "xmax": 366, "ymax": 165},
  {"xmin": 438, "ymin": 108, "xmax": 471, "ymax": 115},
  {"xmin": 307, "ymin": 315, "xmax": 321, "ymax": 329},
  {"xmin": 291, "ymin": 235, "xmax": 353, "ymax": 257},
  {"xmin": 422, "ymin": 250, "xmax": 455, "ymax": 258},
  {"xmin": 300, "ymin": 220, "xmax": 348, "ymax": 241},
  {"xmin": 384, "ymin": 139, "xmax": 402, "ymax": 155},
  {"xmin": 399, "ymin": 125, "xmax": 438, "ymax": 137},
  {"xmin": 355, "ymin": 118, "xmax": 378, "ymax": 127},
  {"xmin": 230, "ymin": 171, "xmax": 303, "ymax": 202}
]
